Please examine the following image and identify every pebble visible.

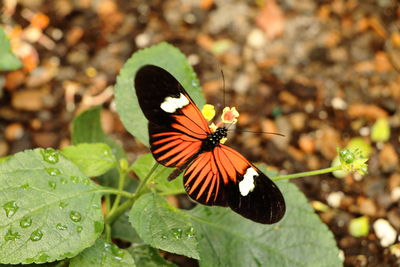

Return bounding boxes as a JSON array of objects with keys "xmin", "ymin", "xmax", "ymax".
[
  {"xmin": 247, "ymin": 28, "xmax": 267, "ymax": 49},
  {"xmin": 12, "ymin": 89, "xmax": 45, "ymax": 111},
  {"xmin": 0, "ymin": 141, "xmax": 9, "ymax": 157},
  {"xmin": 32, "ymin": 132, "xmax": 58, "ymax": 148},
  {"xmin": 298, "ymin": 134, "xmax": 315, "ymax": 154},
  {"xmin": 232, "ymin": 73, "xmax": 250, "ymax": 94},
  {"xmin": 379, "ymin": 144, "xmax": 398, "ymax": 172},
  {"xmin": 5, "ymin": 123, "xmax": 24, "ymax": 141},
  {"xmin": 288, "ymin": 112, "xmax": 306, "ymax": 130},
  {"xmin": 327, "ymin": 191, "xmax": 344, "ymax": 208},
  {"xmin": 373, "ymin": 219, "xmax": 397, "ymax": 247},
  {"xmin": 5, "ymin": 70, "xmax": 26, "ymax": 90}
]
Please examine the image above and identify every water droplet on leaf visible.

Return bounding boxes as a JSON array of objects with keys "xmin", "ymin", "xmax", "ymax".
[
  {"xmin": 76, "ymin": 225, "xmax": 83, "ymax": 233},
  {"xmin": 3, "ymin": 201, "xmax": 19, "ymax": 217},
  {"xmin": 70, "ymin": 210, "xmax": 82, "ymax": 222},
  {"xmin": 20, "ymin": 183, "xmax": 29, "ymax": 189},
  {"xmin": 70, "ymin": 176, "xmax": 79, "ymax": 183},
  {"xmin": 59, "ymin": 202, "xmax": 68, "ymax": 209},
  {"xmin": 45, "ymin": 167, "xmax": 61, "ymax": 176},
  {"xmin": 30, "ymin": 229, "xmax": 43, "ymax": 241},
  {"xmin": 60, "ymin": 178, "xmax": 68, "ymax": 184},
  {"xmin": 48, "ymin": 181, "xmax": 56, "ymax": 189},
  {"xmin": 56, "ymin": 223, "xmax": 68, "ymax": 230},
  {"xmin": 4, "ymin": 228, "xmax": 20, "ymax": 241},
  {"xmin": 171, "ymin": 228, "xmax": 183, "ymax": 239},
  {"xmin": 20, "ymin": 217, "xmax": 33, "ymax": 228},
  {"xmin": 41, "ymin": 148, "xmax": 59, "ymax": 164},
  {"xmin": 184, "ymin": 227, "xmax": 195, "ymax": 238}
]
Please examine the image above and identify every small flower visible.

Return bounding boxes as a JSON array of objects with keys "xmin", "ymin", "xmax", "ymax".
[
  {"xmin": 209, "ymin": 123, "xmax": 217, "ymax": 133},
  {"xmin": 221, "ymin": 107, "xmax": 239, "ymax": 124},
  {"xmin": 338, "ymin": 148, "xmax": 368, "ymax": 175},
  {"xmin": 201, "ymin": 104, "xmax": 216, "ymax": 121}
]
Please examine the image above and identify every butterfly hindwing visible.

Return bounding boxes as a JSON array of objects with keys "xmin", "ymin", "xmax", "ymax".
[{"xmin": 183, "ymin": 145, "xmax": 285, "ymax": 224}]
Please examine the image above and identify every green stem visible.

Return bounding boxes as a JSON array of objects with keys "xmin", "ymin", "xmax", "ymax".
[
  {"xmin": 108, "ymin": 166, "xmax": 127, "ymax": 217},
  {"xmin": 105, "ymin": 224, "xmax": 111, "ymax": 242},
  {"xmin": 272, "ymin": 165, "xmax": 342, "ymax": 181},
  {"xmin": 105, "ymin": 163, "xmax": 160, "ymax": 224}
]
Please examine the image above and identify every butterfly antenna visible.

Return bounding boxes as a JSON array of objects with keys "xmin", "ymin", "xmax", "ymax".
[
  {"xmin": 227, "ymin": 129, "xmax": 285, "ymax": 137},
  {"xmin": 221, "ymin": 69, "xmax": 226, "ymax": 108}
]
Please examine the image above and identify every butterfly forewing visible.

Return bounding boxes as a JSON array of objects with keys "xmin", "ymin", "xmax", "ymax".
[{"xmin": 134, "ymin": 64, "xmax": 286, "ymax": 224}]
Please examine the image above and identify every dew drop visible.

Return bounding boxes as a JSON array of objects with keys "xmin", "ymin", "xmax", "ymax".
[
  {"xmin": 30, "ymin": 229, "xmax": 43, "ymax": 242},
  {"xmin": 60, "ymin": 178, "xmax": 68, "ymax": 184},
  {"xmin": 82, "ymin": 179, "xmax": 90, "ymax": 185},
  {"xmin": 192, "ymin": 80, "xmax": 199, "ymax": 87},
  {"xmin": 20, "ymin": 217, "xmax": 33, "ymax": 228},
  {"xmin": 24, "ymin": 257, "xmax": 35, "ymax": 264},
  {"xmin": 59, "ymin": 202, "xmax": 68, "ymax": 209},
  {"xmin": 94, "ymin": 221, "xmax": 103, "ymax": 233},
  {"xmin": 76, "ymin": 225, "xmax": 83, "ymax": 233},
  {"xmin": 41, "ymin": 148, "xmax": 59, "ymax": 164},
  {"xmin": 70, "ymin": 176, "xmax": 80, "ymax": 183},
  {"xmin": 4, "ymin": 228, "xmax": 21, "ymax": 241},
  {"xmin": 48, "ymin": 181, "xmax": 56, "ymax": 190},
  {"xmin": 171, "ymin": 228, "xmax": 183, "ymax": 239},
  {"xmin": 91, "ymin": 203, "xmax": 100, "ymax": 209},
  {"xmin": 45, "ymin": 167, "xmax": 61, "ymax": 176},
  {"xmin": 37, "ymin": 252, "xmax": 49, "ymax": 262},
  {"xmin": 56, "ymin": 223, "xmax": 68, "ymax": 230},
  {"xmin": 184, "ymin": 226, "xmax": 195, "ymax": 238},
  {"xmin": 3, "ymin": 201, "xmax": 19, "ymax": 218},
  {"xmin": 70, "ymin": 210, "xmax": 82, "ymax": 222},
  {"xmin": 20, "ymin": 183, "xmax": 30, "ymax": 189},
  {"xmin": 161, "ymin": 234, "xmax": 167, "ymax": 239}
]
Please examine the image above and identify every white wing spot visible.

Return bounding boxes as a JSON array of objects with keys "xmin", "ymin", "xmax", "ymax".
[
  {"xmin": 160, "ymin": 93, "xmax": 189, "ymax": 113},
  {"xmin": 239, "ymin": 167, "xmax": 257, "ymax": 196}
]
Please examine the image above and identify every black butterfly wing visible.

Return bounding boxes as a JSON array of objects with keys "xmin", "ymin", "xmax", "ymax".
[
  {"xmin": 184, "ymin": 144, "xmax": 285, "ymax": 224},
  {"xmin": 135, "ymin": 65, "xmax": 210, "ymax": 167}
]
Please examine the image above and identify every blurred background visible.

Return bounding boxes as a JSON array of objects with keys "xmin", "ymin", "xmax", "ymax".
[{"xmin": 1, "ymin": 0, "xmax": 400, "ymax": 266}]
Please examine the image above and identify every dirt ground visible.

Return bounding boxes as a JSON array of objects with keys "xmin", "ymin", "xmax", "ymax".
[{"xmin": 1, "ymin": 0, "xmax": 400, "ymax": 266}]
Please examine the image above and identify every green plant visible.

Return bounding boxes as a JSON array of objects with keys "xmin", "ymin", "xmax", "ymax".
[{"xmin": 0, "ymin": 42, "xmax": 368, "ymax": 266}]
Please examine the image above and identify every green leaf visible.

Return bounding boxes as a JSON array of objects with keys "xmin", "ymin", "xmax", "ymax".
[
  {"xmin": 62, "ymin": 143, "xmax": 116, "ymax": 177},
  {"xmin": 371, "ymin": 118, "xmax": 390, "ymax": 142},
  {"xmin": 0, "ymin": 149, "xmax": 104, "ymax": 264},
  {"xmin": 129, "ymin": 193, "xmax": 199, "ymax": 259},
  {"xmin": 70, "ymin": 237, "xmax": 135, "ymax": 267},
  {"xmin": 72, "ymin": 106, "xmax": 125, "ymax": 159},
  {"xmin": 112, "ymin": 212, "xmax": 142, "ymax": 243},
  {"xmin": 127, "ymin": 244, "xmax": 177, "ymax": 267},
  {"xmin": 187, "ymin": 167, "xmax": 342, "ymax": 267},
  {"xmin": 0, "ymin": 27, "xmax": 22, "ymax": 71},
  {"xmin": 115, "ymin": 42, "xmax": 205, "ymax": 146},
  {"xmin": 131, "ymin": 154, "xmax": 183, "ymax": 194}
]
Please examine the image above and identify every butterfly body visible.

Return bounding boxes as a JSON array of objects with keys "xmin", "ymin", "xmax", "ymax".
[{"xmin": 135, "ymin": 64, "xmax": 285, "ymax": 224}]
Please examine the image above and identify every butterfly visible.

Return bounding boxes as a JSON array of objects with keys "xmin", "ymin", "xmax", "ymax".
[{"xmin": 134, "ymin": 65, "xmax": 285, "ymax": 224}]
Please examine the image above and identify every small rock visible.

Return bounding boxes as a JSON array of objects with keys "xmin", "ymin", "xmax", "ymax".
[
  {"xmin": 315, "ymin": 126, "xmax": 341, "ymax": 159},
  {"xmin": 32, "ymin": 132, "xmax": 58, "ymax": 148},
  {"xmin": 288, "ymin": 112, "xmax": 306, "ymax": 131},
  {"xmin": 5, "ymin": 123, "xmax": 24, "ymax": 141},
  {"xmin": 327, "ymin": 191, "xmax": 344, "ymax": 208},
  {"xmin": 358, "ymin": 197, "xmax": 377, "ymax": 216},
  {"xmin": 0, "ymin": 141, "xmax": 9, "ymax": 157},
  {"xmin": 12, "ymin": 89, "xmax": 45, "ymax": 111},
  {"xmin": 247, "ymin": 28, "xmax": 267, "ymax": 49},
  {"xmin": 298, "ymin": 134, "xmax": 315, "ymax": 154},
  {"xmin": 5, "ymin": 70, "xmax": 26, "ymax": 90},
  {"xmin": 373, "ymin": 219, "xmax": 397, "ymax": 247},
  {"xmin": 379, "ymin": 144, "xmax": 399, "ymax": 172},
  {"xmin": 232, "ymin": 73, "xmax": 250, "ymax": 94}
]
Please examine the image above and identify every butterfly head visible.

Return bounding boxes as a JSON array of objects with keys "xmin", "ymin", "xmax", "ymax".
[{"xmin": 202, "ymin": 127, "xmax": 228, "ymax": 152}]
